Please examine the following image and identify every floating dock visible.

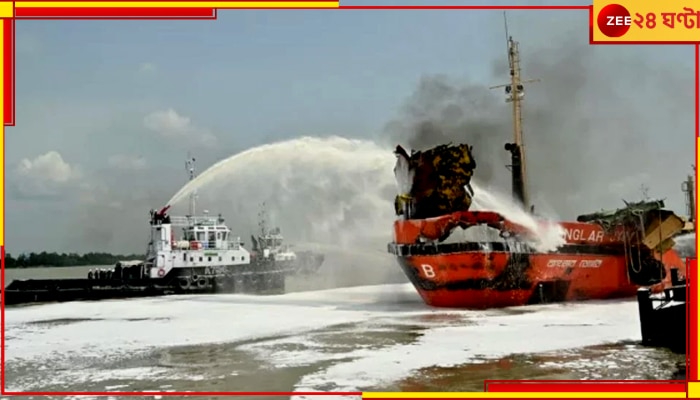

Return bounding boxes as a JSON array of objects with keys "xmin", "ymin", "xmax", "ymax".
[
  {"xmin": 2, "ymin": 272, "xmax": 214, "ymax": 306},
  {"xmin": 637, "ymin": 268, "xmax": 686, "ymax": 354}
]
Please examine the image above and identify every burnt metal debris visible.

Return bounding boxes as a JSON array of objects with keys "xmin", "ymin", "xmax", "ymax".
[{"xmin": 393, "ymin": 143, "xmax": 477, "ymax": 220}]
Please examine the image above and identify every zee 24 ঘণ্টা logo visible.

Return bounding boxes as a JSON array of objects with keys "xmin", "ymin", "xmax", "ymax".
[{"xmin": 597, "ymin": 3, "xmax": 700, "ymax": 38}]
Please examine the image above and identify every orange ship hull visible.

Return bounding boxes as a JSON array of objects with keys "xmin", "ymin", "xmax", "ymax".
[{"xmin": 389, "ymin": 211, "xmax": 687, "ymax": 309}]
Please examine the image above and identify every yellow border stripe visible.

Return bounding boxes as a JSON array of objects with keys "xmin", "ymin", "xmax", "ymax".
[
  {"xmin": 363, "ymin": 393, "xmax": 686, "ymax": 399},
  {"xmin": 0, "ymin": 2, "xmax": 13, "ymax": 18},
  {"xmin": 689, "ymin": 382, "xmax": 700, "ymax": 398},
  {"xmin": 696, "ymin": 139, "xmax": 700, "ymax": 383},
  {"xmin": 16, "ymin": 1, "xmax": 338, "ymax": 8}
]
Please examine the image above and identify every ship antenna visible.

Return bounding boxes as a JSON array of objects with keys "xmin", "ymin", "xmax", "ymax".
[
  {"xmin": 185, "ymin": 153, "xmax": 197, "ymax": 218},
  {"xmin": 259, "ymin": 201, "xmax": 267, "ymax": 237},
  {"xmin": 640, "ymin": 184, "xmax": 650, "ymax": 200},
  {"xmin": 489, "ymin": 11, "xmax": 540, "ymax": 211}
]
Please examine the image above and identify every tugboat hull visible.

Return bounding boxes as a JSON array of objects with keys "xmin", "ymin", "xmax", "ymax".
[{"xmin": 3, "ymin": 259, "xmax": 287, "ymax": 307}]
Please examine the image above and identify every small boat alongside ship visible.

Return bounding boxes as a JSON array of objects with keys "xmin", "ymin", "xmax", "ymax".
[
  {"xmin": 636, "ymin": 172, "xmax": 694, "ymax": 355},
  {"xmin": 387, "ymin": 33, "xmax": 691, "ymax": 309},
  {"xmin": 3, "ymin": 157, "xmax": 325, "ymax": 306}
]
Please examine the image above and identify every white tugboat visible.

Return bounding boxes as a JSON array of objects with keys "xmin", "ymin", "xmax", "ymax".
[
  {"xmin": 3, "ymin": 156, "xmax": 300, "ymax": 305},
  {"xmin": 138, "ymin": 156, "xmax": 286, "ymax": 293}
]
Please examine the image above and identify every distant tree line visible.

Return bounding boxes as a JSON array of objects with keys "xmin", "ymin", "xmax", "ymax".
[{"xmin": 2, "ymin": 252, "xmax": 145, "ymax": 268}]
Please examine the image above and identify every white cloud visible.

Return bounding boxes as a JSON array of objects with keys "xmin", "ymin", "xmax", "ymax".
[
  {"xmin": 108, "ymin": 154, "xmax": 147, "ymax": 171},
  {"xmin": 139, "ymin": 62, "xmax": 157, "ymax": 74},
  {"xmin": 17, "ymin": 151, "xmax": 80, "ymax": 183},
  {"xmin": 14, "ymin": 151, "xmax": 82, "ymax": 198},
  {"xmin": 143, "ymin": 109, "xmax": 217, "ymax": 148}
]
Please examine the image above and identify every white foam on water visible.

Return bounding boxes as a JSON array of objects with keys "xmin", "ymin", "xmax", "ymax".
[
  {"xmin": 291, "ymin": 298, "xmax": 640, "ymax": 393},
  {"xmin": 6, "ymin": 285, "xmax": 640, "ymax": 393},
  {"xmin": 4, "ymin": 284, "xmax": 424, "ymax": 364}
]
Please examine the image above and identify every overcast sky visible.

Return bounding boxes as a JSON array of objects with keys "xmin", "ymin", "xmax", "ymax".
[{"xmin": 7, "ymin": 0, "xmax": 696, "ymax": 255}]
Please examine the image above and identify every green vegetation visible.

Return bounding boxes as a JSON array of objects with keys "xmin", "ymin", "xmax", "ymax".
[{"xmin": 2, "ymin": 252, "xmax": 145, "ymax": 268}]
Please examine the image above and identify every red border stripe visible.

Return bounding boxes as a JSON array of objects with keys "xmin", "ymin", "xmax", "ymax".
[
  {"xmin": 3, "ymin": 19, "xmax": 13, "ymax": 126},
  {"xmin": 487, "ymin": 383, "xmax": 687, "ymax": 393},
  {"xmin": 339, "ymin": 5, "xmax": 588, "ymax": 9},
  {"xmin": 4, "ymin": 391, "xmax": 361, "ymax": 396},
  {"xmin": 688, "ymin": 258, "xmax": 696, "ymax": 381},
  {"xmin": 1, "ymin": 246, "xmax": 5, "ymax": 393},
  {"xmin": 15, "ymin": 7, "xmax": 217, "ymax": 18}
]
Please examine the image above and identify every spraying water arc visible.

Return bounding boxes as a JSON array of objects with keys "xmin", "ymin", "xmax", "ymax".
[{"xmin": 165, "ymin": 136, "xmax": 400, "ymax": 250}]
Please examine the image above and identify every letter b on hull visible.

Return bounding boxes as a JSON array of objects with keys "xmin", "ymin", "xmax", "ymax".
[{"xmin": 421, "ymin": 264, "xmax": 436, "ymax": 279}]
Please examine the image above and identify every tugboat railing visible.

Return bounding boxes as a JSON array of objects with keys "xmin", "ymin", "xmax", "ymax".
[
  {"xmin": 168, "ymin": 215, "xmax": 222, "ymax": 226},
  {"xmin": 164, "ymin": 240, "xmax": 245, "ymax": 251}
]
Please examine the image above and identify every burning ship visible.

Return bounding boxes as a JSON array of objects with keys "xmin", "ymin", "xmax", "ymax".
[
  {"xmin": 387, "ymin": 33, "xmax": 690, "ymax": 309},
  {"xmin": 4, "ymin": 157, "xmax": 325, "ymax": 306}
]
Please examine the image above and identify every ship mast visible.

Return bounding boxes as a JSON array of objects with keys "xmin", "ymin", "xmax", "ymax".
[
  {"xmin": 682, "ymin": 166, "xmax": 696, "ymax": 224},
  {"xmin": 258, "ymin": 201, "xmax": 268, "ymax": 237},
  {"xmin": 185, "ymin": 154, "xmax": 197, "ymax": 218},
  {"xmin": 489, "ymin": 12, "xmax": 540, "ymax": 211}
]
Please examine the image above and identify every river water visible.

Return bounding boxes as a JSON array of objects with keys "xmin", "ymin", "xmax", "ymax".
[{"xmin": 3, "ymin": 264, "xmax": 686, "ymax": 399}]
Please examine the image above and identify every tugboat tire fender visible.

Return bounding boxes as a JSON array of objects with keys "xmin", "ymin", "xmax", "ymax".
[
  {"xmin": 197, "ymin": 276, "xmax": 208, "ymax": 288},
  {"xmin": 178, "ymin": 277, "xmax": 191, "ymax": 290}
]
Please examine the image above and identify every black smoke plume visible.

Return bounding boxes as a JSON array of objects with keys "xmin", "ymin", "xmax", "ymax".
[{"xmin": 383, "ymin": 33, "xmax": 693, "ymax": 219}]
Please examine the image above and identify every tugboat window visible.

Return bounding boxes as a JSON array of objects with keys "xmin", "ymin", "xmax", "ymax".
[
  {"xmin": 190, "ymin": 257, "xmax": 194, "ymax": 262},
  {"xmin": 219, "ymin": 256, "xmax": 222, "ymax": 261},
  {"xmin": 183, "ymin": 254, "xmax": 186, "ymax": 261},
  {"xmin": 208, "ymin": 232, "xmax": 216, "ymax": 248},
  {"xmin": 199, "ymin": 257, "xmax": 203, "ymax": 262},
  {"xmin": 208, "ymin": 257, "xmax": 212, "ymax": 262}
]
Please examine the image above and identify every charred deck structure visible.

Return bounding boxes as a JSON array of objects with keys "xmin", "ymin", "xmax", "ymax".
[{"xmin": 4, "ymin": 157, "xmax": 325, "ymax": 307}]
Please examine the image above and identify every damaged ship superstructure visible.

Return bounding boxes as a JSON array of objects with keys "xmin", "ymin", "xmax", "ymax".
[{"xmin": 387, "ymin": 33, "xmax": 688, "ymax": 309}]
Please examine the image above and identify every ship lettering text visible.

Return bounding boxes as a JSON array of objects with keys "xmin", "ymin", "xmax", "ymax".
[
  {"xmin": 204, "ymin": 266, "xmax": 224, "ymax": 276},
  {"xmin": 565, "ymin": 228, "xmax": 605, "ymax": 243},
  {"xmin": 580, "ymin": 260, "xmax": 603, "ymax": 268},
  {"xmin": 547, "ymin": 259, "xmax": 577, "ymax": 268},
  {"xmin": 547, "ymin": 259, "xmax": 603, "ymax": 268},
  {"xmin": 420, "ymin": 264, "xmax": 436, "ymax": 279},
  {"xmin": 613, "ymin": 230, "xmax": 634, "ymax": 241}
]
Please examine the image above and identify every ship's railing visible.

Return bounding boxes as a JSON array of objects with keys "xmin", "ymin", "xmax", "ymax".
[
  {"xmin": 170, "ymin": 239, "xmax": 245, "ymax": 251},
  {"xmin": 169, "ymin": 215, "xmax": 221, "ymax": 226}
]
